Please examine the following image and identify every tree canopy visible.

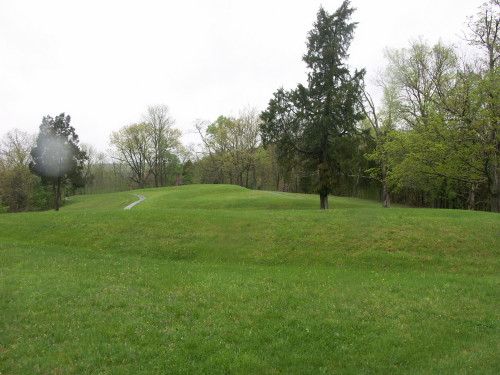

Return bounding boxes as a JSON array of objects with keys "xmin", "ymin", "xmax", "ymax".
[
  {"xmin": 261, "ymin": 1, "xmax": 365, "ymax": 209},
  {"xmin": 30, "ymin": 113, "xmax": 86, "ymax": 211}
]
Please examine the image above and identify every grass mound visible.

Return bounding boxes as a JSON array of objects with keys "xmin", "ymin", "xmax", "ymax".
[{"xmin": 1, "ymin": 185, "xmax": 499, "ymax": 374}]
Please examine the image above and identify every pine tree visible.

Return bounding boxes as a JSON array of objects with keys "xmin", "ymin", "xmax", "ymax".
[
  {"xmin": 30, "ymin": 113, "xmax": 86, "ymax": 211},
  {"xmin": 261, "ymin": 1, "xmax": 365, "ymax": 209}
]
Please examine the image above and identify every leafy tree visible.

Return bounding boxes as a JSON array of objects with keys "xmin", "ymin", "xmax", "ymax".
[
  {"xmin": 0, "ymin": 129, "xmax": 41, "ymax": 212},
  {"xmin": 261, "ymin": 1, "xmax": 365, "ymax": 209},
  {"xmin": 362, "ymin": 86, "xmax": 399, "ymax": 207},
  {"xmin": 182, "ymin": 160, "xmax": 194, "ymax": 185},
  {"xmin": 110, "ymin": 122, "xmax": 151, "ymax": 189},
  {"xmin": 380, "ymin": 33, "xmax": 499, "ymax": 211},
  {"xmin": 196, "ymin": 116, "xmax": 232, "ymax": 184},
  {"xmin": 30, "ymin": 114, "xmax": 86, "ymax": 211},
  {"xmin": 110, "ymin": 106, "xmax": 182, "ymax": 189},
  {"xmin": 143, "ymin": 105, "xmax": 181, "ymax": 187},
  {"xmin": 195, "ymin": 108, "xmax": 261, "ymax": 188},
  {"xmin": 465, "ymin": 0, "xmax": 500, "ymax": 212}
]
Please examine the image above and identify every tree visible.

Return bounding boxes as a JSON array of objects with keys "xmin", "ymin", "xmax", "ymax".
[
  {"xmin": 362, "ymin": 90, "xmax": 393, "ymax": 207},
  {"xmin": 260, "ymin": 1, "xmax": 365, "ymax": 209},
  {"xmin": 236, "ymin": 108, "xmax": 262, "ymax": 189},
  {"xmin": 380, "ymin": 34, "xmax": 499, "ymax": 211},
  {"xmin": 195, "ymin": 108, "xmax": 262, "ymax": 188},
  {"xmin": 143, "ymin": 105, "xmax": 181, "ymax": 187},
  {"xmin": 110, "ymin": 122, "xmax": 151, "ymax": 189},
  {"xmin": 30, "ymin": 114, "xmax": 86, "ymax": 211},
  {"xmin": 0, "ymin": 129, "xmax": 42, "ymax": 212},
  {"xmin": 110, "ymin": 106, "xmax": 182, "ymax": 189},
  {"xmin": 465, "ymin": 0, "xmax": 500, "ymax": 212}
]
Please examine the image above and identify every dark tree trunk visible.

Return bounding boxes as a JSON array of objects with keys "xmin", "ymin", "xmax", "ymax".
[
  {"xmin": 159, "ymin": 161, "xmax": 165, "ymax": 187},
  {"xmin": 252, "ymin": 163, "xmax": 257, "ymax": 190},
  {"xmin": 52, "ymin": 180, "xmax": 57, "ymax": 211},
  {"xmin": 489, "ymin": 153, "xmax": 500, "ymax": 213},
  {"xmin": 467, "ymin": 184, "xmax": 476, "ymax": 211},
  {"xmin": 382, "ymin": 182, "xmax": 391, "ymax": 208},
  {"xmin": 381, "ymin": 165, "xmax": 390, "ymax": 208},
  {"xmin": 490, "ymin": 179, "xmax": 500, "ymax": 213},
  {"xmin": 318, "ymin": 160, "xmax": 330, "ymax": 210},
  {"xmin": 54, "ymin": 177, "xmax": 61, "ymax": 211},
  {"xmin": 320, "ymin": 194, "xmax": 329, "ymax": 209},
  {"xmin": 154, "ymin": 168, "xmax": 159, "ymax": 188}
]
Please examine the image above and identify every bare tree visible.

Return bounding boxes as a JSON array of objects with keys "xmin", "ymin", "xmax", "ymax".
[
  {"xmin": 110, "ymin": 123, "xmax": 151, "ymax": 189},
  {"xmin": 143, "ymin": 105, "xmax": 181, "ymax": 187}
]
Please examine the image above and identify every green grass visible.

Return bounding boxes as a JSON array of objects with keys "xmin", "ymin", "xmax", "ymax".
[{"xmin": 1, "ymin": 184, "xmax": 499, "ymax": 374}]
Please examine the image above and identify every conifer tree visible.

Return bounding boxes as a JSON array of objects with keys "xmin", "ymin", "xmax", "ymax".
[
  {"xmin": 261, "ymin": 1, "xmax": 365, "ymax": 209},
  {"xmin": 30, "ymin": 113, "xmax": 86, "ymax": 211}
]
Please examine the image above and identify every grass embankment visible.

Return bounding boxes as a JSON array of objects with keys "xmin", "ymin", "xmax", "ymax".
[{"xmin": 1, "ymin": 185, "xmax": 499, "ymax": 374}]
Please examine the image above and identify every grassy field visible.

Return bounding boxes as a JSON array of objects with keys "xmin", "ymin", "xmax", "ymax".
[{"xmin": 1, "ymin": 184, "xmax": 499, "ymax": 374}]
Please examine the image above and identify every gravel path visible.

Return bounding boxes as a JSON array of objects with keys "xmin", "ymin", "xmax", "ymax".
[{"xmin": 124, "ymin": 194, "xmax": 146, "ymax": 210}]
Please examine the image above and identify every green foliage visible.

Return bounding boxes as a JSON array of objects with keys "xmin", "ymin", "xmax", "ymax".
[
  {"xmin": 370, "ymin": 34, "xmax": 499, "ymax": 210},
  {"xmin": 30, "ymin": 114, "xmax": 85, "ymax": 180},
  {"xmin": 29, "ymin": 113, "xmax": 87, "ymax": 211},
  {"xmin": 110, "ymin": 106, "xmax": 182, "ymax": 189},
  {"xmin": 0, "ymin": 194, "xmax": 8, "ymax": 213},
  {"xmin": 110, "ymin": 122, "xmax": 151, "ymax": 188},
  {"xmin": 196, "ymin": 108, "xmax": 261, "ymax": 188},
  {"xmin": 31, "ymin": 180, "xmax": 50, "ymax": 209},
  {"xmin": 261, "ymin": 1, "xmax": 365, "ymax": 208},
  {"xmin": 182, "ymin": 160, "xmax": 194, "ymax": 185},
  {"xmin": 1, "ymin": 185, "xmax": 499, "ymax": 374},
  {"xmin": 0, "ymin": 129, "xmax": 49, "ymax": 212}
]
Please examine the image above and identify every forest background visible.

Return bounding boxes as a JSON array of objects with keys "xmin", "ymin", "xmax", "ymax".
[{"xmin": 1, "ymin": 0, "xmax": 499, "ymax": 213}]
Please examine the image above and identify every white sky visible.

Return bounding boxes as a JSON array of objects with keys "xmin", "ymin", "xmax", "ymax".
[{"xmin": 0, "ymin": 0, "xmax": 484, "ymax": 152}]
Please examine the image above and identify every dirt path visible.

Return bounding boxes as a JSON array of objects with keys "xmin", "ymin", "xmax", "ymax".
[{"xmin": 124, "ymin": 194, "xmax": 146, "ymax": 210}]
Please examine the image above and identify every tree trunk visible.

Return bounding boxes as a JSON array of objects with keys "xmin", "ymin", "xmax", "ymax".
[
  {"xmin": 159, "ymin": 161, "xmax": 165, "ymax": 187},
  {"xmin": 382, "ymin": 181, "xmax": 391, "ymax": 208},
  {"xmin": 320, "ymin": 194, "xmax": 329, "ymax": 209},
  {"xmin": 52, "ymin": 180, "xmax": 58, "ymax": 211},
  {"xmin": 252, "ymin": 163, "xmax": 257, "ymax": 190},
  {"xmin": 154, "ymin": 169, "xmax": 159, "ymax": 188},
  {"xmin": 352, "ymin": 173, "xmax": 359, "ymax": 198},
  {"xmin": 380, "ymin": 165, "xmax": 390, "ymax": 208},
  {"xmin": 490, "ymin": 176, "xmax": 500, "ymax": 213},
  {"xmin": 318, "ymin": 161, "xmax": 330, "ymax": 210},
  {"xmin": 489, "ymin": 151, "xmax": 500, "ymax": 213},
  {"xmin": 54, "ymin": 177, "xmax": 61, "ymax": 211},
  {"xmin": 467, "ymin": 184, "xmax": 476, "ymax": 211}
]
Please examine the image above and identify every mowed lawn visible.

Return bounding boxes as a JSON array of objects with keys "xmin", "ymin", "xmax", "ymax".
[{"xmin": 1, "ymin": 185, "xmax": 499, "ymax": 374}]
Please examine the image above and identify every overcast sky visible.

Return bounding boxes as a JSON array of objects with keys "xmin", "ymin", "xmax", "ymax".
[{"xmin": 0, "ymin": 0, "xmax": 484, "ymax": 152}]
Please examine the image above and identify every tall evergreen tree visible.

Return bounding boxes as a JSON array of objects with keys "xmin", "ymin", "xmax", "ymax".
[
  {"xmin": 261, "ymin": 1, "xmax": 365, "ymax": 209},
  {"xmin": 30, "ymin": 113, "xmax": 86, "ymax": 211}
]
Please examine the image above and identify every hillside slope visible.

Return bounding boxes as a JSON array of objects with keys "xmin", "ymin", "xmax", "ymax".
[{"xmin": 1, "ymin": 185, "xmax": 499, "ymax": 374}]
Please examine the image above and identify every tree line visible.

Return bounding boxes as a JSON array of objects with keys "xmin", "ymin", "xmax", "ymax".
[
  {"xmin": 1, "ymin": 0, "xmax": 498, "ymax": 212},
  {"xmin": 361, "ymin": 0, "xmax": 500, "ymax": 212}
]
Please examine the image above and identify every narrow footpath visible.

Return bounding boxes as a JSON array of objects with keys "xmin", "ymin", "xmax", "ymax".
[{"xmin": 124, "ymin": 194, "xmax": 146, "ymax": 210}]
